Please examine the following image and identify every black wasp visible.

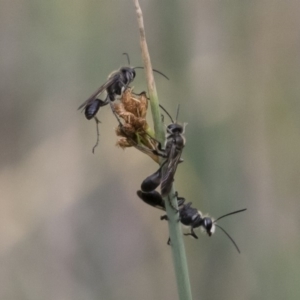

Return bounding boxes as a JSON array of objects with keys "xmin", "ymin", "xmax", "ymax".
[
  {"xmin": 141, "ymin": 105, "xmax": 186, "ymax": 198},
  {"xmin": 137, "ymin": 190, "xmax": 247, "ymax": 253},
  {"xmin": 78, "ymin": 53, "xmax": 168, "ymax": 152},
  {"xmin": 78, "ymin": 54, "xmax": 136, "ymax": 120}
]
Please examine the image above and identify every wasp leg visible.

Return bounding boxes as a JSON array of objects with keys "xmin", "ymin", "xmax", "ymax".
[
  {"xmin": 152, "ymin": 141, "xmax": 165, "ymax": 156},
  {"xmin": 184, "ymin": 228, "xmax": 199, "ymax": 239},
  {"xmin": 109, "ymin": 100, "xmax": 123, "ymax": 127},
  {"xmin": 132, "ymin": 90, "xmax": 148, "ymax": 98},
  {"xmin": 160, "ymin": 214, "xmax": 168, "ymax": 221},
  {"xmin": 167, "ymin": 195, "xmax": 179, "ymax": 212},
  {"xmin": 92, "ymin": 116, "xmax": 101, "ymax": 153}
]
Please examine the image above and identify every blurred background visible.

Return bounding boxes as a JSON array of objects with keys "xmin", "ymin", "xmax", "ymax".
[{"xmin": 1, "ymin": 0, "xmax": 300, "ymax": 299}]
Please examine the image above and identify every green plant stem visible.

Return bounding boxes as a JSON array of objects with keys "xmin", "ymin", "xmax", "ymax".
[
  {"xmin": 164, "ymin": 188, "xmax": 193, "ymax": 300},
  {"xmin": 133, "ymin": 0, "xmax": 164, "ymax": 144},
  {"xmin": 133, "ymin": 1, "xmax": 193, "ymax": 300}
]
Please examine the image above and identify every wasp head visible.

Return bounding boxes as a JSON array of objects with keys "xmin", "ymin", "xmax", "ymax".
[
  {"xmin": 167, "ymin": 123, "xmax": 184, "ymax": 134},
  {"xmin": 202, "ymin": 217, "xmax": 215, "ymax": 236},
  {"xmin": 120, "ymin": 67, "xmax": 136, "ymax": 83}
]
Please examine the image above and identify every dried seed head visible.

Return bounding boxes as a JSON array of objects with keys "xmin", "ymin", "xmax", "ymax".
[
  {"xmin": 115, "ymin": 123, "xmax": 136, "ymax": 137},
  {"xmin": 121, "ymin": 89, "xmax": 148, "ymax": 118},
  {"xmin": 116, "ymin": 137, "xmax": 134, "ymax": 149},
  {"xmin": 114, "ymin": 88, "xmax": 150, "ymax": 135},
  {"xmin": 113, "ymin": 88, "xmax": 159, "ymax": 162}
]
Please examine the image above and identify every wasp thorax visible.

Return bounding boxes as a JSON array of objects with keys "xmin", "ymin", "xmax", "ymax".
[{"xmin": 173, "ymin": 135, "xmax": 185, "ymax": 147}]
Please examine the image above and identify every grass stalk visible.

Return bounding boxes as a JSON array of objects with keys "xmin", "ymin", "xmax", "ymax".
[{"xmin": 133, "ymin": 1, "xmax": 193, "ymax": 299}]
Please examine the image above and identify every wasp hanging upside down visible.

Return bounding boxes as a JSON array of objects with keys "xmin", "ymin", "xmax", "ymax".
[{"xmin": 137, "ymin": 190, "xmax": 246, "ymax": 253}]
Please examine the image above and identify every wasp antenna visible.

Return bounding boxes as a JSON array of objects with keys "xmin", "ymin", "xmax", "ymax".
[
  {"xmin": 214, "ymin": 208, "xmax": 247, "ymax": 223},
  {"xmin": 159, "ymin": 104, "xmax": 174, "ymax": 123},
  {"xmin": 122, "ymin": 53, "xmax": 130, "ymax": 65},
  {"xmin": 133, "ymin": 67, "xmax": 169, "ymax": 81},
  {"xmin": 215, "ymin": 224, "xmax": 241, "ymax": 254},
  {"xmin": 175, "ymin": 104, "xmax": 181, "ymax": 124},
  {"xmin": 152, "ymin": 69, "xmax": 169, "ymax": 80}
]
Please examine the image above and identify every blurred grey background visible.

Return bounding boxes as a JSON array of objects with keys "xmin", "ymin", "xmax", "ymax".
[{"xmin": 1, "ymin": 0, "xmax": 300, "ymax": 299}]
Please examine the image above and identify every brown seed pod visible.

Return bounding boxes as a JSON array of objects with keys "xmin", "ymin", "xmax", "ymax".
[
  {"xmin": 114, "ymin": 88, "xmax": 149, "ymax": 134},
  {"xmin": 121, "ymin": 88, "xmax": 148, "ymax": 118},
  {"xmin": 113, "ymin": 88, "xmax": 159, "ymax": 162},
  {"xmin": 115, "ymin": 123, "xmax": 136, "ymax": 137},
  {"xmin": 116, "ymin": 137, "xmax": 134, "ymax": 149}
]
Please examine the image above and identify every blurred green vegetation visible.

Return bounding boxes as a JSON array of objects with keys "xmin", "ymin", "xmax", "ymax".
[{"xmin": 1, "ymin": 0, "xmax": 300, "ymax": 299}]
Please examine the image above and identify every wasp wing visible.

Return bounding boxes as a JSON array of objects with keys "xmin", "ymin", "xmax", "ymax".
[
  {"xmin": 160, "ymin": 142, "xmax": 183, "ymax": 197},
  {"xmin": 78, "ymin": 72, "xmax": 120, "ymax": 111}
]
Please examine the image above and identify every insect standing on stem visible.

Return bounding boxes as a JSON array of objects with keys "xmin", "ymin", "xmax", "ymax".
[
  {"xmin": 140, "ymin": 105, "xmax": 186, "ymax": 210},
  {"xmin": 137, "ymin": 190, "xmax": 247, "ymax": 253},
  {"xmin": 78, "ymin": 53, "xmax": 169, "ymax": 153}
]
